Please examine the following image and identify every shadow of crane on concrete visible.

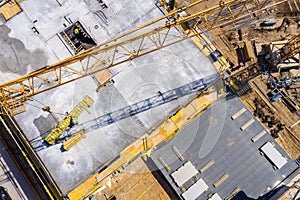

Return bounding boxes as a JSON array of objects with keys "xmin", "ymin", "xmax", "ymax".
[{"xmin": 32, "ymin": 73, "xmax": 220, "ymax": 152}]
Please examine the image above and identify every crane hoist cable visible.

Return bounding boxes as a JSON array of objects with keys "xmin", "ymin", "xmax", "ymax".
[
  {"xmin": 0, "ymin": 0, "xmax": 286, "ymax": 116},
  {"xmin": 26, "ymin": 97, "xmax": 65, "ymax": 116}
]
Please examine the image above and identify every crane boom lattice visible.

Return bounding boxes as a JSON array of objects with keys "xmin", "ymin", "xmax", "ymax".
[{"xmin": 0, "ymin": 0, "xmax": 282, "ymax": 115}]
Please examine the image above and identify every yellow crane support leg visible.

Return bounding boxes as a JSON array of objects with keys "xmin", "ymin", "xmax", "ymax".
[
  {"xmin": 62, "ymin": 130, "xmax": 86, "ymax": 151},
  {"xmin": 44, "ymin": 95, "xmax": 94, "ymax": 145}
]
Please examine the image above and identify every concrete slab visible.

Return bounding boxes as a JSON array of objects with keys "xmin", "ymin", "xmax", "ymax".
[{"xmin": 0, "ymin": 0, "xmax": 217, "ymax": 195}]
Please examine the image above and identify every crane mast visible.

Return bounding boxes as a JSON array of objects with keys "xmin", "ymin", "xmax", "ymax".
[{"xmin": 0, "ymin": 0, "xmax": 283, "ymax": 116}]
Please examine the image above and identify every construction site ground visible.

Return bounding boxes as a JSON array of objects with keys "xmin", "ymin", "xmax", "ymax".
[
  {"xmin": 0, "ymin": 0, "xmax": 299, "ymax": 199},
  {"xmin": 150, "ymin": 90, "xmax": 298, "ymax": 199},
  {"xmin": 239, "ymin": 77, "xmax": 300, "ymax": 159},
  {"xmin": 93, "ymin": 157, "xmax": 171, "ymax": 200},
  {"xmin": 278, "ymin": 179, "xmax": 300, "ymax": 200},
  {"xmin": 176, "ymin": 0, "xmax": 300, "ymax": 159}
]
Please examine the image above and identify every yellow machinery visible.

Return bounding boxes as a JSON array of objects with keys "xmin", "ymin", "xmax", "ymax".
[
  {"xmin": 44, "ymin": 95, "xmax": 94, "ymax": 145},
  {"xmin": 0, "ymin": 0, "xmax": 282, "ymax": 116},
  {"xmin": 0, "ymin": 1, "xmax": 288, "ymax": 199},
  {"xmin": 62, "ymin": 130, "xmax": 86, "ymax": 151}
]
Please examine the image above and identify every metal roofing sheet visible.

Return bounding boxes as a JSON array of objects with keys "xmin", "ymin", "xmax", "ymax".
[
  {"xmin": 182, "ymin": 178, "xmax": 209, "ymax": 200},
  {"xmin": 260, "ymin": 142, "xmax": 287, "ymax": 169},
  {"xmin": 209, "ymin": 193, "xmax": 222, "ymax": 200},
  {"xmin": 171, "ymin": 161, "xmax": 198, "ymax": 186}
]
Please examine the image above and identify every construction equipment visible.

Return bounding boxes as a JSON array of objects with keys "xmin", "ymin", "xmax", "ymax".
[
  {"xmin": 0, "ymin": 1, "xmax": 293, "ymax": 200},
  {"xmin": 62, "ymin": 130, "xmax": 86, "ymax": 151},
  {"xmin": 0, "ymin": 0, "xmax": 284, "ymax": 116},
  {"xmin": 44, "ymin": 95, "xmax": 94, "ymax": 145}
]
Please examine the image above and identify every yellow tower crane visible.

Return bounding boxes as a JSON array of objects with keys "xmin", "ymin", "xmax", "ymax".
[
  {"xmin": 0, "ymin": 0, "xmax": 284, "ymax": 116},
  {"xmin": 0, "ymin": 1, "xmax": 289, "ymax": 200}
]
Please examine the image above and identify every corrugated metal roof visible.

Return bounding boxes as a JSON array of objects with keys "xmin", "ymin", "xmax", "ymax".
[
  {"xmin": 209, "ymin": 193, "xmax": 222, "ymax": 200},
  {"xmin": 171, "ymin": 161, "xmax": 198, "ymax": 186},
  {"xmin": 182, "ymin": 178, "xmax": 209, "ymax": 200},
  {"xmin": 260, "ymin": 142, "xmax": 287, "ymax": 169}
]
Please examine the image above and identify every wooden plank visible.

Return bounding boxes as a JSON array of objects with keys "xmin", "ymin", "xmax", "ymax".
[
  {"xmin": 94, "ymin": 69, "xmax": 113, "ymax": 85},
  {"xmin": 200, "ymin": 160, "xmax": 214, "ymax": 173},
  {"xmin": 158, "ymin": 157, "xmax": 170, "ymax": 171},
  {"xmin": 293, "ymin": 0, "xmax": 300, "ymax": 11},
  {"xmin": 225, "ymin": 187, "xmax": 240, "ymax": 200},
  {"xmin": 63, "ymin": 130, "xmax": 86, "ymax": 151},
  {"xmin": 231, "ymin": 108, "xmax": 246, "ymax": 120},
  {"xmin": 251, "ymin": 130, "xmax": 266, "ymax": 142},
  {"xmin": 240, "ymin": 118, "xmax": 255, "ymax": 131},
  {"xmin": 213, "ymin": 173, "xmax": 229, "ymax": 187},
  {"xmin": 0, "ymin": 0, "xmax": 22, "ymax": 20},
  {"xmin": 172, "ymin": 146, "xmax": 184, "ymax": 161}
]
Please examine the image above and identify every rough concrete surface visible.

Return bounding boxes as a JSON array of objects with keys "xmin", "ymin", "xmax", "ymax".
[
  {"xmin": 0, "ymin": 0, "xmax": 218, "ymax": 195},
  {"xmin": 0, "ymin": 25, "xmax": 48, "ymax": 75}
]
